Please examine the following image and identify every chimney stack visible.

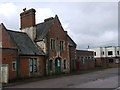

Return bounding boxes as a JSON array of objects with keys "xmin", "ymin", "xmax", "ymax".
[
  {"xmin": 20, "ymin": 8, "xmax": 36, "ymax": 29},
  {"xmin": 44, "ymin": 17, "xmax": 54, "ymax": 22}
]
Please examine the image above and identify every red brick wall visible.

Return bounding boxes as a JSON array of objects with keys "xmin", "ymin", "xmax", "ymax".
[
  {"xmin": 69, "ymin": 46, "xmax": 76, "ymax": 60},
  {"xmin": 0, "ymin": 24, "xmax": 18, "ymax": 80},
  {"xmin": 76, "ymin": 50, "xmax": 95, "ymax": 70},
  {"xmin": 1, "ymin": 49, "xmax": 18, "ymax": 80},
  {"xmin": 69, "ymin": 46, "xmax": 76, "ymax": 71},
  {"xmin": 78, "ymin": 59, "xmax": 95, "ymax": 70},
  {"xmin": 46, "ymin": 17, "xmax": 70, "ymax": 73},
  {"xmin": 1, "ymin": 24, "xmax": 45, "ymax": 80},
  {"xmin": 1, "ymin": 24, "xmax": 16, "ymax": 48},
  {"xmin": 19, "ymin": 56, "xmax": 29, "ymax": 78},
  {"xmin": 95, "ymin": 57, "xmax": 119, "ymax": 67},
  {"xmin": 19, "ymin": 56, "xmax": 44, "ymax": 78}
]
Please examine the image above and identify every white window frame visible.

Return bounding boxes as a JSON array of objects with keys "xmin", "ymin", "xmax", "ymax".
[
  {"xmin": 108, "ymin": 51, "xmax": 113, "ymax": 56},
  {"xmin": 117, "ymin": 51, "xmax": 119, "ymax": 55}
]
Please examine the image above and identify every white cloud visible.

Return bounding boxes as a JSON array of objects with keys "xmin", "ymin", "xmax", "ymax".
[
  {"xmin": 0, "ymin": 3, "xmax": 17, "ymax": 18},
  {"xmin": 36, "ymin": 8, "xmax": 55, "ymax": 23},
  {"xmin": 0, "ymin": 2, "xmax": 117, "ymax": 49},
  {"xmin": 75, "ymin": 30, "xmax": 118, "ymax": 49},
  {"xmin": 0, "ymin": 3, "xmax": 20, "ymax": 30}
]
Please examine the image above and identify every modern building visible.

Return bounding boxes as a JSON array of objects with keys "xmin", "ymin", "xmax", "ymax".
[{"xmin": 88, "ymin": 46, "xmax": 120, "ymax": 67}]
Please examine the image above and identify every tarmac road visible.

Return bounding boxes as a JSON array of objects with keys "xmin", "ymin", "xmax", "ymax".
[{"xmin": 5, "ymin": 68, "xmax": 119, "ymax": 88}]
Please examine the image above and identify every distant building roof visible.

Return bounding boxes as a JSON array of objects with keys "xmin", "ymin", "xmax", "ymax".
[
  {"xmin": 88, "ymin": 46, "xmax": 120, "ymax": 49},
  {"xmin": 76, "ymin": 50, "xmax": 93, "ymax": 52},
  {"xmin": 8, "ymin": 30, "xmax": 44, "ymax": 56}
]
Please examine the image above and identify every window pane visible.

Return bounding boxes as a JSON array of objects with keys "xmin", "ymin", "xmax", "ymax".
[
  {"xmin": 49, "ymin": 60, "xmax": 52, "ymax": 70},
  {"xmin": 30, "ymin": 59, "xmax": 33, "ymax": 65},
  {"xmin": 117, "ymin": 51, "xmax": 119, "ymax": 55},
  {"xmin": 108, "ymin": 51, "xmax": 113, "ymax": 55},
  {"xmin": 60, "ymin": 41, "xmax": 64, "ymax": 50},
  {"xmin": 29, "ymin": 58, "xmax": 37, "ymax": 72},
  {"xmin": 64, "ymin": 60, "xmax": 66, "ymax": 69},
  {"xmin": 102, "ymin": 51, "xmax": 104, "ymax": 55},
  {"xmin": 109, "ymin": 59, "xmax": 113, "ymax": 63},
  {"xmin": 50, "ymin": 39, "xmax": 55, "ymax": 50},
  {"xmin": 34, "ymin": 59, "xmax": 37, "ymax": 65},
  {"xmin": 58, "ymin": 59, "xmax": 60, "ymax": 67},
  {"xmin": 51, "ymin": 39, "xmax": 52, "ymax": 50},
  {"xmin": 82, "ymin": 59, "xmax": 84, "ymax": 64},
  {"xmin": 94, "ymin": 52, "xmax": 96, "ymax": 56},
  {"xmin": 12, "ymin": 62, "xmax": 16, "ymax": 71},
  {"xmin": 33, "ymin": 59, "xmax": 37, "ymax": 72},
  {"xmin": 30, "ymin": 59, "xmax": 33, "ymax": 72},
  {"xmin": 34, "ymin": 65, "xmax": 37, "ymax": 72},
  {"xmin": 116, "ymin": 59, "xmax": 119, "ymax": 64},
  {"xmin": 30, "ymin": 66, "xmax": 33, "ymax": 72}
]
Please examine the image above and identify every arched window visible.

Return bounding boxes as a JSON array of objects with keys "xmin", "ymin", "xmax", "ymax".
[
  {"xmin": 49, "ymin": 60, "xmax": 53, "ymax": 71},
  {"xmin": 64, "ymin": 59, "xmax": 66, "ymax": 69},
  {"xmin": 55, "ymin": 57, "xmax": 61, "ymax": 72}
]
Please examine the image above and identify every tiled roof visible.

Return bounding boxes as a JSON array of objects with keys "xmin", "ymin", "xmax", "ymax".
[
  {"xmin": 35, "ymin": 18, "xmax": 55, "ymax": 41},
  {"xmin": 8, "ymin": 30, "xmax": 44, "ymax": 56}
]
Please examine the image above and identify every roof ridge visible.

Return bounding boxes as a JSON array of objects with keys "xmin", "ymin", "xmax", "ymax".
[
  {"xmin": 36, "ymin": 16, "xmax": 55, "ymax": 25},
  {"xmin": 76, "ymin": 50, "xmax": 93, "ymax": 52},
  {"xmin": 35, "ymin": 18, "xmax": 55, "ymax": 41},
  {"xmin": 7, "ymin": 30, "xmax": 26, "ymax": 34}
]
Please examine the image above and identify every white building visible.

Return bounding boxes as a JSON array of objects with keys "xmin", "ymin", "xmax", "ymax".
[{"xmin": 88, "ymin": 46, "xmax": 120, "ymax": 67}]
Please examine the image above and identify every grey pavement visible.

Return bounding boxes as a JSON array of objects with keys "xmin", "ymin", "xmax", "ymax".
[
  {"xmin": 68, "ymin": 76, "xmax": 118, "ymax": 88},
  {"xmin": 5, "ymin": 68, "xmax": 119, "ymax": 88}
]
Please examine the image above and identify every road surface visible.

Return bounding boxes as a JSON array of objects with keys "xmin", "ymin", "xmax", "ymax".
[{"xmin": 6, "ymin": 68, "xmax": 119, "ymax": 88}]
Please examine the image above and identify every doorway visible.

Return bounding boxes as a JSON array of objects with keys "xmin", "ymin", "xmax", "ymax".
[{"xmin": 55, "ymin": 57, "xmax": 61, "ymax": 72}]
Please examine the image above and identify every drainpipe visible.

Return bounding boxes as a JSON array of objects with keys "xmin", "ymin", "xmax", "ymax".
[
  {"xmin": 17, "ymin": 55, "xmax": 20, "ymax": 78},
  {"xmin": 44, "ymin": 55, "xmax": 46, "ymax": 76}
]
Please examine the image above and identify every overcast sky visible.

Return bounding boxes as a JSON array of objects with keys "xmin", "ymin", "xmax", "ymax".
[{"xmin": 0, "ymin": 1, "xmax": 118, "ymax": 50}]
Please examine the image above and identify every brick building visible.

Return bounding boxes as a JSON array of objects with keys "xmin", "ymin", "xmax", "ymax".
[
  {"xmin": 88, "ymin": 46, "xmax": 120, "ymax": 67},
  {"xmin": 1, "ymin": 8, "xmax": 119, "ymax": 82},
  {"xmin": 1, "ymin": 8, "xmax": 78, "ymax": 81},
  {"xmin": 76, "ymin": 50, "xmax": 95, "ymax": 70},
  {"xmin": 0, "ymin": 23, "xmax": 18, "ymax": 80},
  {"xmin": 0, "ymin": 23, "xmax": 45, "ymax": 81},
  {"xmin": 20, "ymin": 8, "xmax": 74, "ymax": 75}
]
